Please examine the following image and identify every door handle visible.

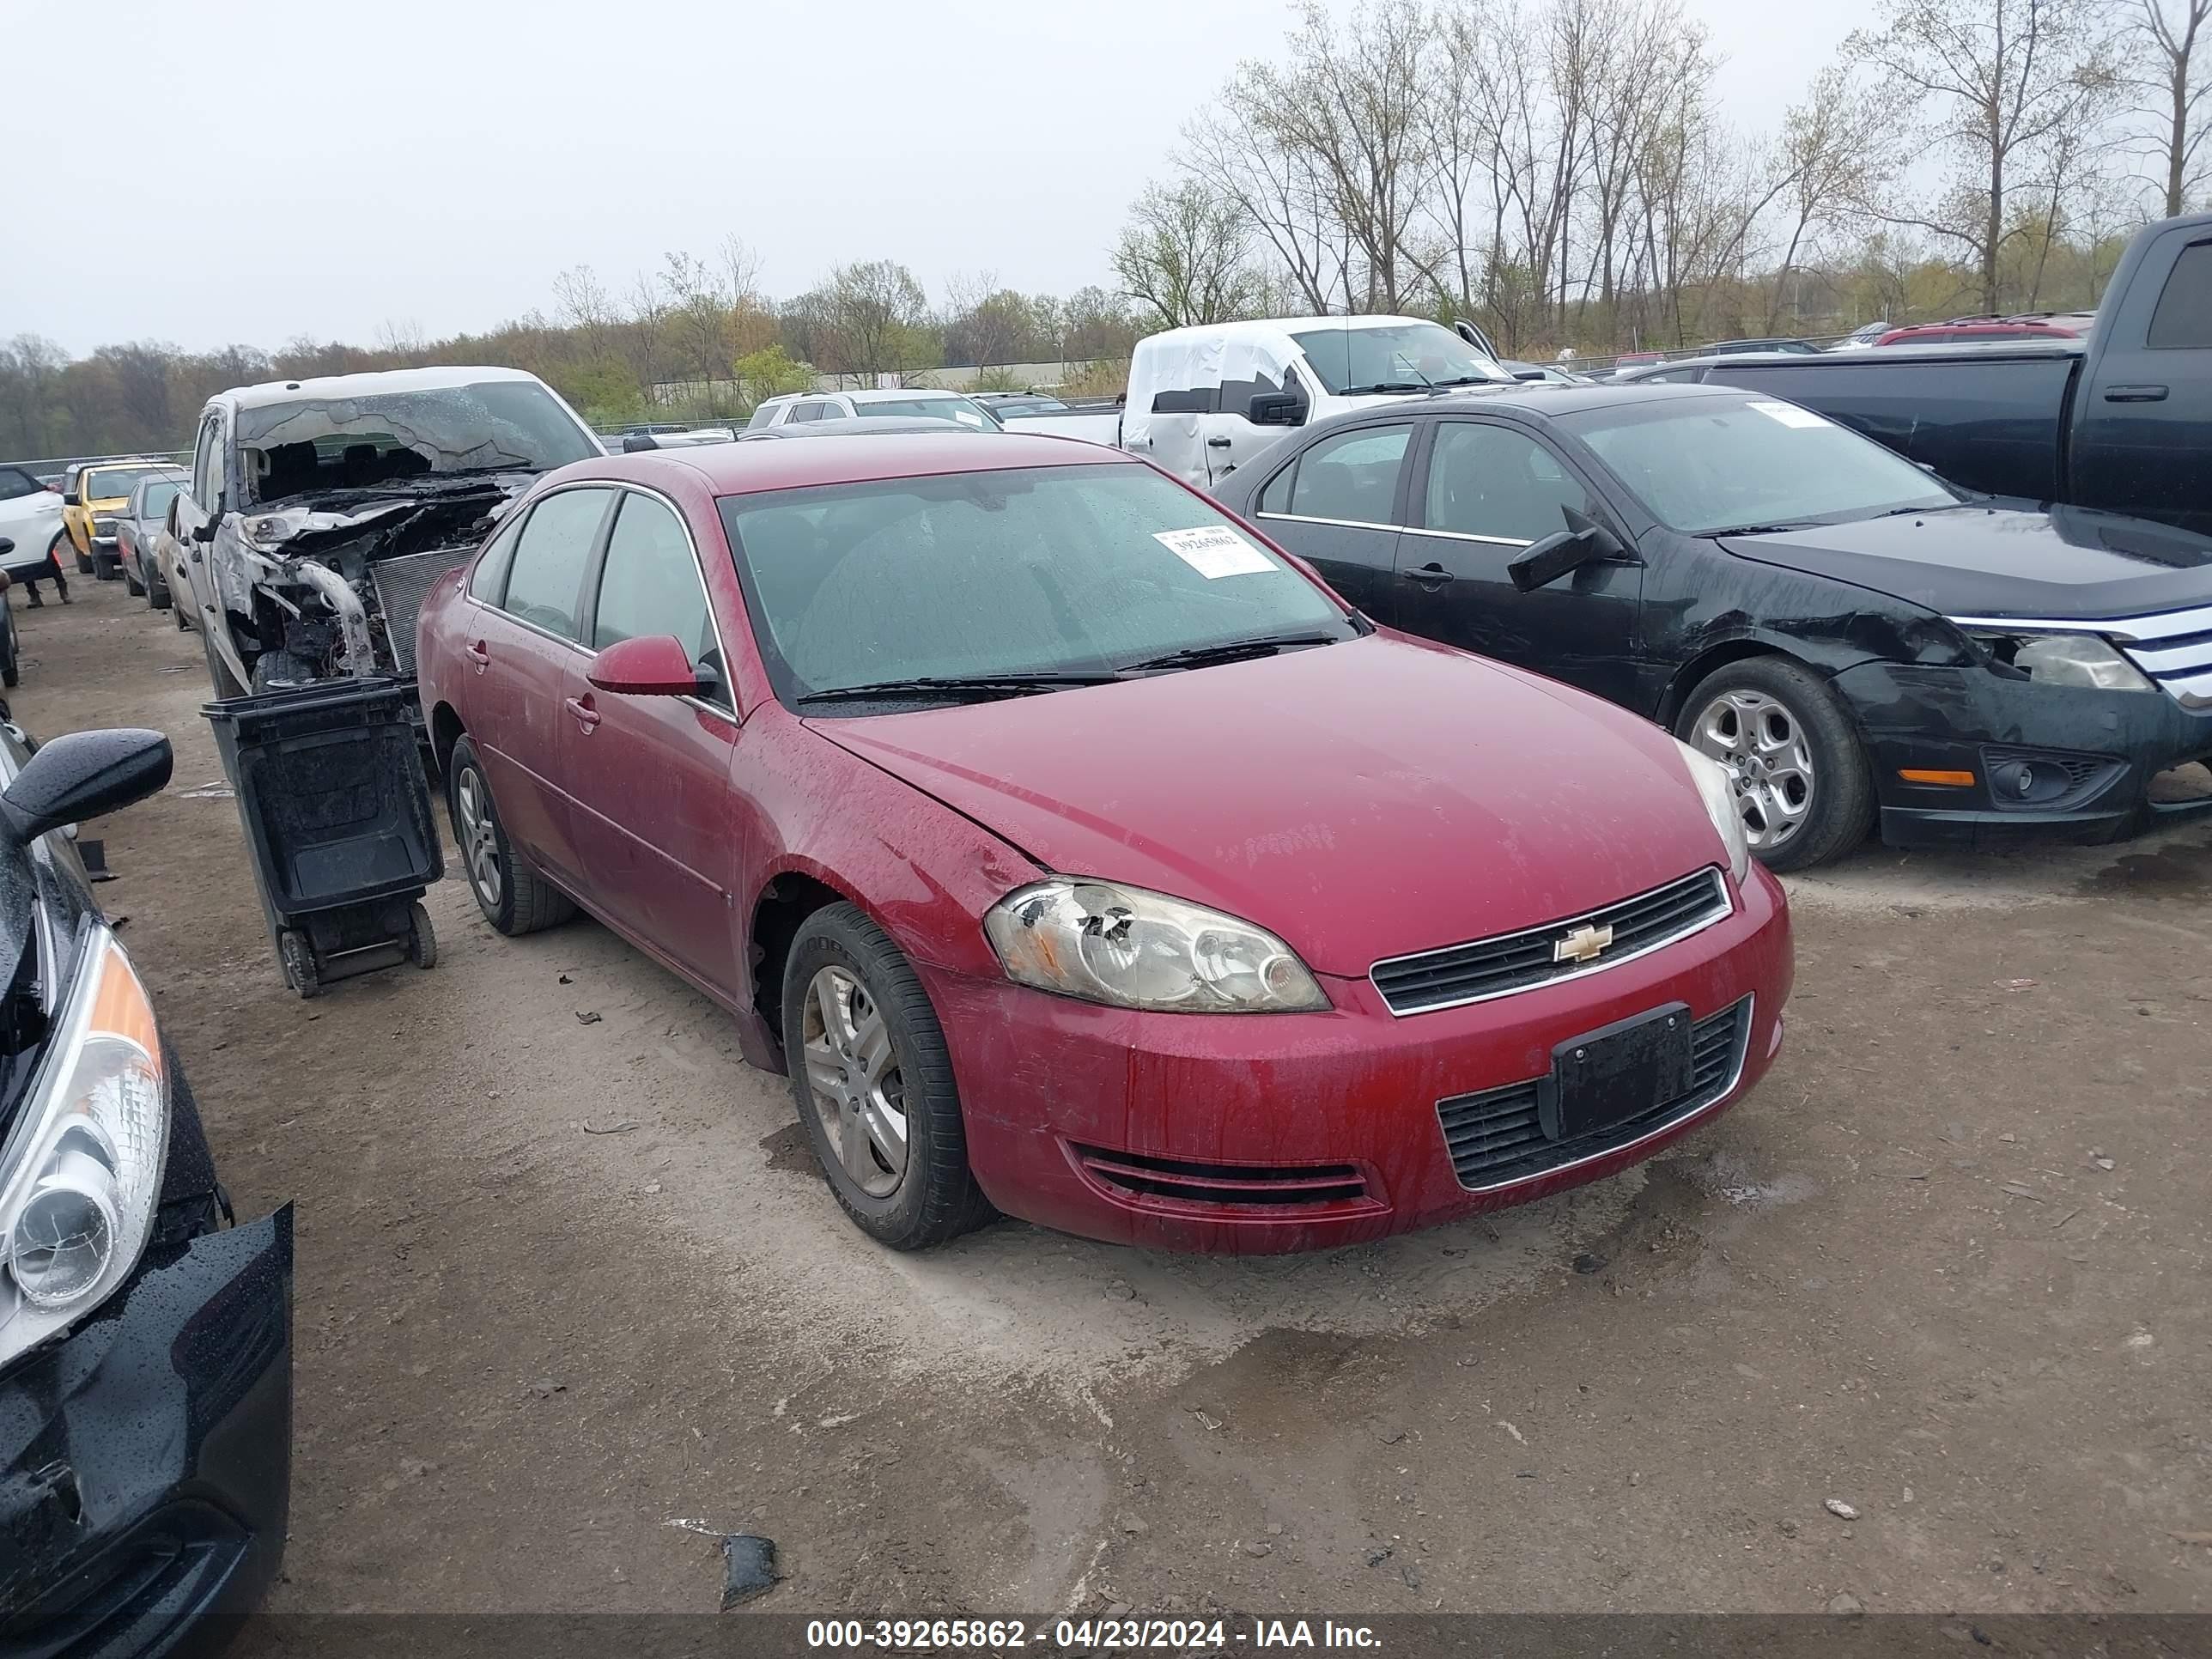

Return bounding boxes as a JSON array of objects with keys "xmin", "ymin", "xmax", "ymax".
[
  {"xmin": 2103, "ymin": 384, "xmax": 2168, "ymax": 402},
  {"xmin": 564, "ymin": 694, "xmax": 601, "ymax": 732},
  {"xmin": 463, "ymin": 639, "xmax": 489, "ymax": 670},
  {"xmin": 1206, "ymin": 436, "xmax": 1232, "ymax": 448},
  {"xmin": 1402, "ymin": 562, "xmax": 1456, "ymax": 588}
]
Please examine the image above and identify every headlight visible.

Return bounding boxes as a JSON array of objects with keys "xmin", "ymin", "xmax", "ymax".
[
  {"xmin": 984, "ymin": 878, "xmax": 1328, "ymax": 1013},
  {"xmin": 1674, "ymin": 739, "xmax": 1753, "ymax": 884},
  {"xmin": 1972, "ymin": 631, "xmax": 2154, "ymax": 692},
  {"xmin": 0, "ymin": 929, "xmax": 168, "ymax": 1368},
  {"xmin": 91, "ymin": 515, "xmax": 120, "ymax": 536},
  {"xmin": 240, "ymin": 514, "xmax": 298, "ymax": 550}
]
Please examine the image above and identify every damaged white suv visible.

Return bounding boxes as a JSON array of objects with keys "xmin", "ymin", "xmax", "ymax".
[{"xmin": 174, "ymin": 367, "xmax": 602, "ymax": 699}]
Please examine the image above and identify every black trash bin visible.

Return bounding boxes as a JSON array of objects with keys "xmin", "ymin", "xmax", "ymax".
[{"xmin": 204, "ymin": 677, "xmax": 444, "ymax": 999}]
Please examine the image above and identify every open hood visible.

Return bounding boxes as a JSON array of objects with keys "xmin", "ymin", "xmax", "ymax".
[
  {"xmin": 805, "ymin": 635, "xmax": 1730, "ymax": 977},
  {"xmin": 1722, "ymin": 504, "xmax": 2212, "ymax": 620}
]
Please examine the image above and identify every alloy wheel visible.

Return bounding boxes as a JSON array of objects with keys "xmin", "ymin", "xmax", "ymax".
[
  {"xmin": 1691, "ymin": 688, "xmax": 1816, "ymax": 853},
  {"xmin": 454, "ymin": 767, "xmax": 503, "ymax": 909},
  {"xmin": 799, "ymin": 966, "xmax": 908, "ymax": 1199}
]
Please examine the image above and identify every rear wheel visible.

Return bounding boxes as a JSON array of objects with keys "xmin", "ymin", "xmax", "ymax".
[
  {"xmin": 1675, "ymin": 656, "xmax": 1873, "ymax": 873},
  {"xmin": 405, "ymin": 900, "xmax": 438, "ymax": 968},
  {"xmin": 280, "ymin": 930, "xmax": 321, "ymax": 1000},
  {"xmin": 781, "ymin": 902, "xmax": 993, "ymax": 1250},
  {"xmin": 446, "ymin": 734, "xmax": 574, "ymax": 935}
]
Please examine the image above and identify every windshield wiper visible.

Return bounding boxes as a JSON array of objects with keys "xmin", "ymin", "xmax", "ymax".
[
  {"xmin": 1870, "ymin": 501, "xmax": 1966, "ymax": 518},
  {"xmin": 794, "ymin": 672, "xmax": 1123, "ymax": 705},
  {"xmin": 1339, "ymin": 381, "xmax": 1431, "ymax": 395},
  {"xmin": 1118, "ymin": 632, "xmax": 1349, "ymax": 673},
  {"xmin": 1426, "ymin": 374, "xmax": 1505, "ymax": 388},
  {"xmin": 1702, "ymin": 521, "xmax": 1821, "ymax": 538}
]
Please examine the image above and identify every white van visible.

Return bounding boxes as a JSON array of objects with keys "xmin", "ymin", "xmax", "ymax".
[{"xmin": 1000, "ymin": 315, "xmax": 1514, "ymax": 489}]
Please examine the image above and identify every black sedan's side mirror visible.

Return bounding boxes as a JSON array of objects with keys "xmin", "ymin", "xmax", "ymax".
[
  {"xmin": 1, "ymin": 728, "xmax": 173, "ymax": 842},
  {"xmin": 1508, "ymin": 524, "xmax": 1628, "ymax": 592},
  {"xmin": 1248, "ymin": 392, "xmax": 1308, "ymax": 428}
]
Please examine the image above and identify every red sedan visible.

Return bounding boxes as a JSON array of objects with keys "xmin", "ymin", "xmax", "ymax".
[{"xmin": 415, "ymin": 434, "xmax": 1792, "ymax": 1254}]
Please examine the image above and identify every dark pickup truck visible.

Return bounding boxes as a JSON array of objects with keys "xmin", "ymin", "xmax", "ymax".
[{"xmin": 1645, "ymin": 210, "xmax": 2212, "ymax": 535}]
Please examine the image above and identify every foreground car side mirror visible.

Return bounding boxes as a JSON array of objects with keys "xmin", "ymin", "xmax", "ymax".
[
  {"xmin": 587, "ymin": 635, "xmax": 707, "ymax": 697},
  {"xmin": 1248, "ymin": 392, "xmax": 1308, "ymax": 428},
  {"xmin": 1, "ymin": 729, "xmax": 173, "ymax": 842},
  {"xmin": 1507, "ymin": 524, "xmax": 1629, "ymax": 592}
]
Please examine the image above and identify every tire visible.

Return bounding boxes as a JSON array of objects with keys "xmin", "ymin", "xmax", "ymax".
[
  {"xmin": 1674, "ymin": 655, "xmax": 1874, "ymax": 873},
  {"xmin": 780, "ymin": 902, "xmax": 994, "ymax": 1250},
  {"xmin": 148, "ymin": 564, "xmax": 171, "ymax": 611},
  {"xmin": 122, "ymin": 552, "xmax": 144, "ymax": 597},
  {"xmin": 445, "ymin": 735, "xmax": 575, "ymax": 935},
  {"xmin": 93, "ymin": 550, "xmax": 118, "ymax": 581},
  {"xmin": 405, "ymin": 900, "xmax": 438, "ymax": 968},
  {"xmin": 251, "ymin": 648, "xmax": 319, "ymax": 692},
  {"xmin": 280, "ymin": 930, "xmax": 321, "ymax": 1000},
  {"xmin": 74, "ymin": 548, "xmax": 92, "ymax": 574}
]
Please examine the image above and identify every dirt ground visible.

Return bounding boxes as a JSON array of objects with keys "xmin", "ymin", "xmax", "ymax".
[{"xmin": 11, "ymin": 572, "xmax": 2209, "ymax": 1620}]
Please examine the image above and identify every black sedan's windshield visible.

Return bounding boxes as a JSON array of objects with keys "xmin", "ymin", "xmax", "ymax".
[
  {"xmin": 1561, "ymin": 395, "xmax": 1958, "ymax": 534},
  {"xmin": 720, "ymin": 464, "xmax": 1357, "ymax": 710},
  {"xmin": 1291, "ymin": 323, "xmax": 1511, "ymax": 394}
]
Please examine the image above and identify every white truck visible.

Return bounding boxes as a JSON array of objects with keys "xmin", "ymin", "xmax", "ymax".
[{"xmin": 1000, "ymin": 314, "xmax": 1515, "ymax": 489}]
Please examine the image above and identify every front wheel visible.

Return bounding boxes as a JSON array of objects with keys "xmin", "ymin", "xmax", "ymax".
[
  {"xmin": 1674, "ymin": 656, "xmax": 1873, "ymax": 873},
  {"xmin": 73, "ymin": 546, "xmax": 92, "ymax": 574},
  {"xmin": 122, "ymin": 552, "xmax": 144, "ymax": 596},
  {"xmin": 781, "ymin": 902, "xmax": 994, "ymax": 1250}
]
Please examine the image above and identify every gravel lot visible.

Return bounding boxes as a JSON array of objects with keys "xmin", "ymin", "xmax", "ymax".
[{"xmin": 12, "ymin": 573, "xmax": 2209, "ymax": 1619}]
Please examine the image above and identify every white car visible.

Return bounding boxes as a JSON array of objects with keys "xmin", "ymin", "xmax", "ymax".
[
  {"xmin": 744, "ymin": 388, "xmax": 1005, "ymax": 432},
  {"xmin": 0, "ymin": 465, "xmax": 65, "ymax": 580}
]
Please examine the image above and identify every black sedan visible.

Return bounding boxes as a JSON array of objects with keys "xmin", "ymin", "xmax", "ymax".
[
  {"xmin": 0, "ymin": 723, "xmax": 292, "ymax": 1651},
  {"xmin": 1214, "ymin": 382, "xmax": 2212, "ymax": 869}
]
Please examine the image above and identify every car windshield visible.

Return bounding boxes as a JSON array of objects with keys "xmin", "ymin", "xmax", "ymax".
[
  {"xmin": 720, "ymin": 462, "xmax": 1357, "ymax": 709},
  {"xmin": 854, "ymin": 397, "xmax": 1001, "ymax": 430},
  {"xmin": 1561, "ymin": 395, "xmax": 1958, "ymax": 534},
  {"xmin": 1290, "ymin": 323, "xmax": 1511, "ymax": 393},
  {"xmin": 236, "ymin": 380, "xmax": 598, "ymax": 505},
  {"xmin": 84, "ymin": 466, "xmax": 170, "ymax": 503}
]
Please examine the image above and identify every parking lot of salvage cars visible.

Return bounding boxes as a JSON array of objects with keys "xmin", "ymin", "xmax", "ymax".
[{"xmin": 16, "ymin": 574, "xmax": 2210, "ymax": 1617}]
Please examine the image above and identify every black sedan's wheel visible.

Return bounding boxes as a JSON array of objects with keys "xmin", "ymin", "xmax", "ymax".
[
  {"xmin": 781, "ymin": 902, "xmax": 993, "ymax": 1250},
  {"xmin": 1675, "ymin": 656, "xmax": 1873, "ymax": 872},
  {"xmin": 445, "ymin": 735, "xmax": 574, "ymax": 935}
]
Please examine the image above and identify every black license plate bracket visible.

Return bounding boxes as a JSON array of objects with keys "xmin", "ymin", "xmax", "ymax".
[{"xmin": 1540, "ymin": 1002, "xmax": 1694, "ymax": 1143}]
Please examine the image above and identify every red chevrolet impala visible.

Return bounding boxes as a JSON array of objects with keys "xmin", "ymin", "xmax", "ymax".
[{"xmin": 415, "ymin": 433, "xmax": 1791, "ymax": 1255}]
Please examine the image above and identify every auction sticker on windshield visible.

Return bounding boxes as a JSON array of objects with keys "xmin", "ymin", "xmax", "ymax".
[
  {"xmin": 1155, "ymin": 525, "xmax": 1278, "ymax": 579},
  {"xmin": 1747, "ymin": 400, "xmax": 1829, "ymax": 428}
]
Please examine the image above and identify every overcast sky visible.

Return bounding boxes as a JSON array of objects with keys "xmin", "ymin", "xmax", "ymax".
[{"xmin": 5, "ymin": 0, "xmax": 1875, "ymax": 356}]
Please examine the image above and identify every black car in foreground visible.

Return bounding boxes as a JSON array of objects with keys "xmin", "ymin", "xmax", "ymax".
[
  {"xmin": 0, "ymin": 721, "xmax": 292, "ymax": 1653},
  {"xmin": 1215, "ymin": 381, "xmax": 2212, "ymax": 870}
]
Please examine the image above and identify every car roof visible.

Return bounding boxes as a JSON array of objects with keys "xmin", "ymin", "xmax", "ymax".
[
  {"xmin": 216, "ymin": 364, "xmax": 550, "ymax": 411},
  {"xmin": 1353, "ymin": 381, "xmax": 1752, "ymax": 420},
  {"xmin": 738, "ymin": 416, "xmax": 986, "ymax": 439},
  {"xmin": 585, "ymin": 430, "xmax": 1135, "ymax": 496},
  {"xmin": 844, "ymin": 387, "xmax": 973, "ymax": 401}
]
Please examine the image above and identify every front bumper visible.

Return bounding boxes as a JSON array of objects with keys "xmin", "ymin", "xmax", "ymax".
[
  {"xmin": 0, "ymin": 1206, "xmax": 293, "ymax": 1656},
  {"xmin": 1835, "ymin": 661, "xmax": 2212, "ymax": 848},
  {"xmin": 929, "ymin": 864, "xmax": 1791, "ymax": 1254}
]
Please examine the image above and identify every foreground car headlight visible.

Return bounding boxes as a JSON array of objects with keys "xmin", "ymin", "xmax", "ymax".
[
  {"xmin": 985, "ymin": 879, "xmax": 1328, "ymax": 1012},
  {"xmin": 1674, "ymin": 739, "xmax": 1753, "ymax": 884},
  {"xmin": 240, "ymin": 514, "xmax": 298, "ymax": 551},
  {"xmin": 1971, "ymin": 631, "xmax": 2154, "ymax": 692},
  {"xmin": 0, "ymin": 929, "xmax": 168, "ymax": 1367}
]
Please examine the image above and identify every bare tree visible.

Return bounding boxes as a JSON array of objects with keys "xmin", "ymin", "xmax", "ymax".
[
  {"xmin": 1763, "ymin": 68, "xmax": 1900, "ymax": 331},
  {"xmin": 625, "ymin": 270, "xmax": 671, "ymax": 399},
  {"xmin": 552, "ymin": 264, "xmax": 617, "ymax": 362},
  {"xmin": 1849, "ymin": 0, "xmax": 2121, "ymax": 313},
  {"xmin": 2128, "ymin": 0, "xmax": 2212, "ymax": 213},
  {"xmin": 1112, "ymin": 179, "xmax": 1261, "ymax": 326}
]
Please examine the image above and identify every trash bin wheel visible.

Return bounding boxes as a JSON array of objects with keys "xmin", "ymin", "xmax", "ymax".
[
  {"xmin": 280, "ymin": 929, "xmax": 322, "ymax": 1000},
  {"xmin": 406, "ymin": 900, "xmax": 437, "ymax": 969}
]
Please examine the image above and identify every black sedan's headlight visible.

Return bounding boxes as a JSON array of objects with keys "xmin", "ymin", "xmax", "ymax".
[{"xmin": 1966, "ymin": 630, "xmax": 2155, "ymax": 693}]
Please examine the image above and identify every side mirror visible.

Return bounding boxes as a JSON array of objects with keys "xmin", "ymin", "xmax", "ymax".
[
  {"xmin": 1507, "ymin": 524, "xmax": 1628, "ymax": 592},
  {"xmin": 1453, "ymin": 317, "xmax": 1501, "ymax": 360},
  {"xmin": 1, "ymin": 728, "xmax": 173, "ymax": 842},
  {"xmin": 621, "ymin": 434, "xmax": 660, "ymax": 453},
  {"xmin": 1248, "ymin": 392, "xmax": 1308, "ymax": 428},
  {"xmin": 61, "ymin": 490, "xmax": 80, "ymax": 507},
  {"xmin": 191, "ymin": 514, "xmax": 218, "ymax": 544},
  {"xmin": 587, "ymin": 634, "xmax": 703, "ymax": 697},
  {"xmin": 1510, "ymin": 368, "xmax": 1547, "ymax": 382}
]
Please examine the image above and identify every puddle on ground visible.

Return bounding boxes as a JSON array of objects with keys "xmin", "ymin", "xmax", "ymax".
[
  {"xmin": 758, "ymin": 1120, "xmax": 818, "ymax": 1175},
  {"xmin": 2078, "ymin": 838, "xmax": 2212, "ymax": 897},
  {"xmin": 1673, "ymin": 1148, "xmax": 1821, "ymax": 1210}
]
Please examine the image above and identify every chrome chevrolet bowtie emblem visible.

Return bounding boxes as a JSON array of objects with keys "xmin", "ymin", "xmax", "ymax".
[{"xmin": 1554, "ymin": 922, "xmax": 1614, "ymax": 964}]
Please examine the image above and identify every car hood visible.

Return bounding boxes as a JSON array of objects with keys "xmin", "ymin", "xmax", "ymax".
[
  {"xmin": 804, "ymin": 634, "xmax": 1730, "ymax": 977},
  {"xmin": 1723, "ymin": 504, "xmax": 2212, "ymax": 620}
]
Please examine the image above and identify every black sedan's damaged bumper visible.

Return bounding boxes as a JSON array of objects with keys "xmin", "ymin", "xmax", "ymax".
[
  {"xmin": 1833, "ymin": 660, "xmax": 2212, "ymax": 848},
  {"xmin": 0, "ymin": 1205, "xmax": 293, "ymax": 1657}
]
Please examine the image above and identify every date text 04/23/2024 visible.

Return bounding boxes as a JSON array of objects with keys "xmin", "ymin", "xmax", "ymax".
[{"xmin": 805, "ymin": 1620, "xmax": 1382, "ymax": 1650}]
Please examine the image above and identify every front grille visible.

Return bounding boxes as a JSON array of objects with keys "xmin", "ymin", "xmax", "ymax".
[
  {"xmin": 1072, "ymin": 1144, "xmax": 1371, "ymax": 1209},
  {"xmin": 1370, "ymin": 867, "xmax": 1730, "ymax": 1016},
  {"xmin": 1436, "ymin": 995, "xmax": 1750, "ymax": 1189},
  {"xmin": 368, "ymin": 546, "xmax": 473, "ymax": 677},
  {"xmin": 2101, "ymin": 604, "xmax": 2212, "ymax": 709}
]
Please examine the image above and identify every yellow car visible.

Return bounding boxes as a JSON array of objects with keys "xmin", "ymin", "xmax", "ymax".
[{"xmin": 63, "ymin": 459, "xmax": 181, "ymax": 580}]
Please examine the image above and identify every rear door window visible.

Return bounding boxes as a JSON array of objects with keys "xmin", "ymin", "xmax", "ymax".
[
  {"xmin": 2147, "ymin": 240, "xmax": 2212, "ymax": 349},
  {"xmin": 498, "ymin": 487, "xmax": 614, "ymax": 641},
  {"xmin": 0, "ymin": 468, "xmax": 39, "ymax": 501},
  {"xmin": 1285, "ymin": 425, "xmax": 1412, "ymax": 526}
]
